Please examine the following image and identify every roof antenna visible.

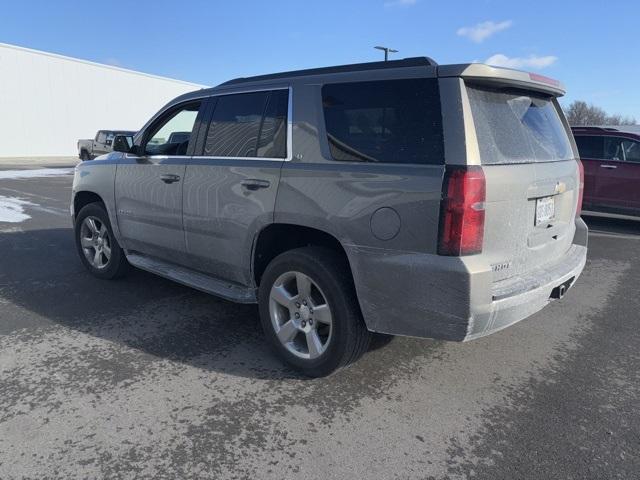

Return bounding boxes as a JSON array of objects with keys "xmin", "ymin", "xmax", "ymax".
[{"xmin": 374, "ymin": 46, "xmax": 398, "ymax": 61}]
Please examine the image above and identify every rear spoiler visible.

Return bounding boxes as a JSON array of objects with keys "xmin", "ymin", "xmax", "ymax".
[{"xmin": 438, "ymin": 64, "xmax": 565, "ymax": 97}]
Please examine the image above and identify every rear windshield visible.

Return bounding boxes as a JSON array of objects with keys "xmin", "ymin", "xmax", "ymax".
[{"xmin": 467, "ymin": 85, "xmax": 574, "ymax": 164}]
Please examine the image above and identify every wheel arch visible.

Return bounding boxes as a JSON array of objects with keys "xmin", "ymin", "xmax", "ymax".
[
  {"xmin": 252, "ymin": 223, "xmax": 354, "ymax": 287},
  {"xmin": 73, "ymin": 191, "xmax": 104, "ymax": 218}
]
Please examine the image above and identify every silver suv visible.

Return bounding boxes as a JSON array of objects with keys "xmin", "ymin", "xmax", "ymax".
[{"xmin": 71, "ymin": 58, "xmax": 587, "ymax": 376}]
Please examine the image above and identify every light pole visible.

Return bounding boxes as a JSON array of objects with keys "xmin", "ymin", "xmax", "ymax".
[{"xmin": 374, "ymin": 46, "xmax": 398, "ymax": 61}]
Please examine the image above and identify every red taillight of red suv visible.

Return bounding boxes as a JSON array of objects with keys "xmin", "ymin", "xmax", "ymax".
[
  {"xmin": 438, "ymin": 166, "xmax": 486, "ymax": 256},
  {"xmin": 576, "ymin": 159, "xmax": 584, "ymax": 216}
]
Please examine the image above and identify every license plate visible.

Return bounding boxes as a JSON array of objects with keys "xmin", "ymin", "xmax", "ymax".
[{"xmin": 535, "ymin": 196, "xmax": 555, "ymax": 225}]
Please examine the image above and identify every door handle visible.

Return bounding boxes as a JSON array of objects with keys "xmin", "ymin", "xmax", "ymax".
[
  {"xmin": 160, "ymin": 173, "xmax": 181, "ymax": 184},
  {"xmin": 600, "ymin": 164, "xmax": 618, "ymax": 169},
  {"xmin": 241, "ymin": 179, "xmax": 270, "ymax": 191}
]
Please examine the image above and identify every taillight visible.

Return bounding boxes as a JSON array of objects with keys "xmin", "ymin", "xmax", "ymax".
[
  {"xmin": 576, "ymin": 159, "xmax": 584, "ymax": 216},
  {"xmin": 438, "ymin": 166, "xmax": 486, "ymax": 256}
]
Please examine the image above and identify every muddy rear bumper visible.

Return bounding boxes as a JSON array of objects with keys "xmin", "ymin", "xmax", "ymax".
[
  {"xmin": 464, "ymin": 242, "xmax": 586, "ymax": 340},
  {"xmin": 348, "ymin": 217, "xmax": 588, "ymax": 341}
]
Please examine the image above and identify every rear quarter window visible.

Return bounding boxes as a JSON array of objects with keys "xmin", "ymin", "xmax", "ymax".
[
  {"xmin": 322, "ymin": 78, "xmax": 444, "ymax": 165},
  {"xmin": 467, "ymin": 85, "xmax": 574, "ymax": 164}
]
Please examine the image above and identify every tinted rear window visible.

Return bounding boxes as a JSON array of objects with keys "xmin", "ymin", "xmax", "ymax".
[
  {"xmin": 322, "ymin": 79, "xmax": 444, "ymax": 165},
  {"xmin": 204, "ymin": 92, "xmax": 269, "ymax": 157},
  {"xmin": 257, "ymin": 90, "xmax": 288, "ymax": 158},
  {"xmin": 574, "ymin": 135, "xmax": 604, "ymax": 159},
  {"xmin": 467, "ymin": 85, "xmax": 574, "ymax": 164},
  {"xmin": 203, "ymin": 90, "xmax": 288, "ymax": 158}
]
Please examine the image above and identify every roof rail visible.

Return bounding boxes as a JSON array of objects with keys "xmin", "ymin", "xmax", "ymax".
[
  {"xmin": 218, "ymin": 56, "xmax": 438, "ymax": 87},
  {"xmin": 571, "ymin": 126, "xmax": 621, "ymax": 132}
]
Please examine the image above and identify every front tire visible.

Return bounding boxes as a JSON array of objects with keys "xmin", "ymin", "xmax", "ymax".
[
  {"xmin": 258, "ymin": 247, "xmax": 371, "ymax": 377},
  {"xmin": 75, "ymin": 202, "xmax": 129, "ymax": 279}
]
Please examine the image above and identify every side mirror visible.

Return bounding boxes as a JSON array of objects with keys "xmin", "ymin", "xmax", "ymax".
[{"xmin": 113, "ymin": 135, "xmax": 134, "ymax": 153}]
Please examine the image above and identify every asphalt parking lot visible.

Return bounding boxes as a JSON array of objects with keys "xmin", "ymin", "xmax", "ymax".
[{"xmin": 0, "ymin": 165, "xmax": 639, "ymax": 480}]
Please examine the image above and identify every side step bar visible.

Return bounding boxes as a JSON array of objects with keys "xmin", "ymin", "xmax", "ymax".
[{"xmin": 126, "ymin": 253, "xmax": 257, "ymax": 304}]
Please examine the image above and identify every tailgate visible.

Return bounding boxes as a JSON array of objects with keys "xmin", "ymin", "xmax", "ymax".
[
  {"xmin": 482, "ymin": 161, "xmax": 580, "ymax": 282},
  {"xmin": 464, "ymin": 82, "xmax": 580, "ymax": 282}
]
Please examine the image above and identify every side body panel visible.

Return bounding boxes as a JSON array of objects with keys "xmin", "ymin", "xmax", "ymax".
[
  {"xmin": 594, "ymin": 158, "xmax": 640, "ymax": 212},
  {"xmin": 115, "ymin": 156, "xmax": 188, "ymax": 262},
  {"xmin": 71, "ymin": 153, "xmax": 120, "ymax": 236},
  {"xmin": 113, "ymin": 98, "xmax": 210, "ymax": 264},
  {"xmin": 183, "ymin": 158, "xmax": 283, "ymax": 285},
  {"xmin": 92, "ymin": 142, "xmax": 108, "ymax": 157},
  {"xmin": 581, "ymin": 157, "xmax": 599, "ymax": 209},
  {"xmin": 93, "ymin": 131, "xmax": 109, "ymax": 157},
  {"xmin": 181, "ymin": 88, "xmax": 290, "ymax": 285}
]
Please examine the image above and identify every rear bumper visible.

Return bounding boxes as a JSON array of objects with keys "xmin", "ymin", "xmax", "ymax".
[
  {"xmin": 464, "ymin": 242, "xmax": 586, "ymax": 340},
  {"xmin": 348, "ymin": 217, "xmax": 588, "ymax": 341}
]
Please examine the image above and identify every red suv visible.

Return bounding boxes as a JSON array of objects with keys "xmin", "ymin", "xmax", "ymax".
[{"xmin": 572, "ymin": 126, "xmax": 640, "ymax": 216}]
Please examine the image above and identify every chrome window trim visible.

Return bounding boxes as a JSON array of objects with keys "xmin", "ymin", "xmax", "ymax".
[
  {"xmin": 190, "ymin": 155, "xmax": 285, "ymax": 162},
  {"xmin": 128, "ymin": 86, "xmax": 293, "ymax": 162}
]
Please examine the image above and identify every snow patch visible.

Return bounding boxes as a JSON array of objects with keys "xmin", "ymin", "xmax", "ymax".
[
  {"xmin": 0, "ymin": 196, "xmax": 36, "ymax": 223},
  {"xmin": 0, "ymin": 168, "xmax": 74, "ymax": 180}
]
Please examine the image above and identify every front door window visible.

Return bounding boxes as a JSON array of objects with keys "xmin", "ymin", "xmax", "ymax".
[{"xmin": 145, "ymin": 102, "xmax": 200, "ymax": 156}]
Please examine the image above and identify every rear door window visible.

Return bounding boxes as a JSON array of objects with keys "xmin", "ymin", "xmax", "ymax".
[
  {"xmin": 599, "ymin": 136, "xmax": 640, "ymax": 162},
  {"xmin": 603, "ymin": 137, "xmax": 626, "ymax": 161},
  {"xmin": 467, "ymin": 85, "xmax": 574, "ymax": 164},
  {"xmin": 322, "ymin": 79, "xmax": 444, "ymax": 165},
  {"xmin": 201, "ymin": 90, "xmax": 289, "ymax": 159},
  {"xmin": 257, "ymin": 90, "xmax": 289, "ymax": 158},
  {"xmin": 574, "ymin": 136, "xmax": 604, "ymax": 159}
]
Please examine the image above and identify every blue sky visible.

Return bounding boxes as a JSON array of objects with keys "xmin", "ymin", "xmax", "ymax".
[{"xmin": 3, "ymin": 0, "xmax": 638, "ymax": 118}]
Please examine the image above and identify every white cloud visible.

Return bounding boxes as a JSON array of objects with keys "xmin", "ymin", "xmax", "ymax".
[
  {"xmin": 384, "ymin": 0, "xmax": 417, "ymax": 7},
  {"xmin": 484, "ymin": 53, "xmax": 558, "ymax": 70},
  {"xmin": 457, "ymin": 20, "xmax": 512, "ymax": 43}
]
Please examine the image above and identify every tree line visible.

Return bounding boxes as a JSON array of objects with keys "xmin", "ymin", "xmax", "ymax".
[{"xmin": 563, "ymin": 100, "xmax": 636, "ymax": 126}]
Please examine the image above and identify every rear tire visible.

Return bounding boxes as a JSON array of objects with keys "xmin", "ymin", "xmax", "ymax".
[
  {"xmin": 369, "ymin": 332, "xmax": 395, "ymax": 351},
  {"xmin": 258, "ymin": 247, "xmax": 371, "ymax": 377},
  {"xmin": 75, "ymin": 203, "xmax": 129, "ymax": 279},
  {"xmin": 80, "ymin": 150, "xmax": 90, "ymax": 161}
]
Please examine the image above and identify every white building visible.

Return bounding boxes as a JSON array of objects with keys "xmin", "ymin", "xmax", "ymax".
[{"xmin": 0, "ymin": 43, "xmax": 207, "ymax": 158}]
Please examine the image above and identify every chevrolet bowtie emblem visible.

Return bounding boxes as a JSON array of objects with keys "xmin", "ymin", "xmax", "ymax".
[{"xmin": 554, "ymin": 181, "xmax": 566, "ymax": 194}]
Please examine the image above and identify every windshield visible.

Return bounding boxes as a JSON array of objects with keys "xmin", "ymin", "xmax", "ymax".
[{"xmin": 467, "ymin": 85, "xmax": 574, "ymax": 164}]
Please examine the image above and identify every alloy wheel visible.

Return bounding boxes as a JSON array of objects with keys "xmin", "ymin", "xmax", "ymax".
[
  {"xmin": 269, "ymin": 271, "xmax": 333, "ymax": 360},
  {"xmin": 80, "ymin": 216, "xmax": 111, "ymax": 269}
]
